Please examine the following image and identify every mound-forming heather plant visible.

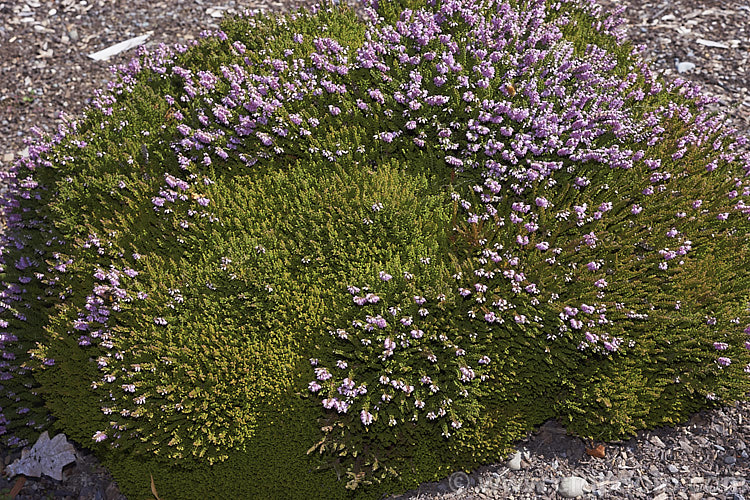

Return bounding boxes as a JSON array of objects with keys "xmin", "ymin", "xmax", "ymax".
[{"xmin": 1, "ymin": 0, "xmax": 750, "ymax": 497}]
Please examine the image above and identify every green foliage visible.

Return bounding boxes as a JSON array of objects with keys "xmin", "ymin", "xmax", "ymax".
[{"xmin": 1, "ymin": 0, "xmax": 749, "ymax": 498}]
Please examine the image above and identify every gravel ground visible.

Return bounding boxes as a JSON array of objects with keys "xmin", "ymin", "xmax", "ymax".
[{"xmin": 0, "ymin": 0, "xmax": 749, "ymax": 499}]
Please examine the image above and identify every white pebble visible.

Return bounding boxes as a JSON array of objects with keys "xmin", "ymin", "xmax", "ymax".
[{"xmin": 558, "ymin": 476, "xmax": 589, "ymax": 498}]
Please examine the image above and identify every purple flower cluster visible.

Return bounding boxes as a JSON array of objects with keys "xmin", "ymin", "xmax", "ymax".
[{"xmin": 309, "ymin": 272, "xmax": 489, "ymax": 434}]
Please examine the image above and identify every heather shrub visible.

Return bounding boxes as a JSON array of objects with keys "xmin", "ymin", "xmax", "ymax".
[{"xmin": 1, "ymin": 0, "xmax": 750, "ymax": 497}]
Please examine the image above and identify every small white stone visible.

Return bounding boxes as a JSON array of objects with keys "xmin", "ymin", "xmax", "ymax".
[
  {"xmin": 696, "ymin": 38, "xmax": 730, "ymax": 49},
  {"xmin": 506, "ymin": 451, "xmax": 522, "ymax": 471},
  {"xmin": 676, "ymin": 61, "xmax": 696, "ymax": 73},
  {"xmin": 558, "ymin": 476, "xmax": 589, "ymax": 498}
]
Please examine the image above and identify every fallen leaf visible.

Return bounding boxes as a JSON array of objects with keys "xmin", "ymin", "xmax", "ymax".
[
  {"xmin": 5, "ymin": 432, "xmax": 76, "ymax": 481},
  {"xmin": 9, "ymin": 476, "xmax": 26, "ymax": 498},
  {"xmin": 151, "ymin": 474, "xmax": 162, "ymax": 500},
  {"xmin": 585, "ymin": 444, "xmax": 606, "ymax": 458}
]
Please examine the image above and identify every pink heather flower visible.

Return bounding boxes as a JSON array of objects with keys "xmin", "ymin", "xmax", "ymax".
[
  {"xmin": 309, "ymin": 358, "xmax": 318, "ymax": 366},
  {"xmin": 340, "ymin": 378, "xmax": 355, "ymax": 391},
  {"xmin": 451, "ymin": 420, "xmax": 462, "ymax": 429},
  {"xmin": 315, "ymin": 367, "xmax": 332, "ymax": 381},
  {"xmin": 692, "ymin": 200, "xmax": 703, "ymax": 209},
  {"xmin": 455, "ymin": 348, "xmax": 466, "ymax": 356},
  {"xmin": 713, "ymin": 342, "xmax": 729, "ymax": 351},
  {"xmin": 418, "ymin": 308, "xmax": 429, "ymax": 317},
  {"xmin": 631, "ymin": 205, "xmax": 642, "ymax": 215},
  {"xmin": 93, "ymin": 431, "xmax": 107, "ymax": 442},
  {"xmin": 745, "ymin": 341, "xmax": 750, "ymax": 350},
  {"xmin": 459, "ymin": 366, "xmax": 475, "ymax": 381},
  {"xmin": 411, "ymin": 329, "xmax": 424, "ymax": 339},
  {"xmin": 365, "ymin": 293, "xmax": 380, "ymax": 304},
  {"xmin": 336, "ymin": 360, "xmax": 348, "ymax": 369},
  {"xmin": 594, "ymin": 279, "xmax": 608, "ymax": 289},
  {"xmin": 372, "ymin": 315, "xmax": 387, "ymax": 328},
  {"xmin": 232, "ymin": 41, "xmax": 246, "ymax": 54},
  {"xmin": 353, "ymin": 296, "xmax": 367, "ymax": 306},
  {"xmin": 517, "ymin": 235, "xmax": 529, "ymax": 246},
  {"xmin": 360, "ymin": 410, "xmax": 374, "ymax": 425},
  {"xmin": 583, "ymin": 232, "xmax": 598, "ymax": 246},
  {"xmin": 384, "ymin": 338, "xmax": 396, "ymax": 350},
  {"xmin": 478, "ymin": 355, "xmax": 490, "ymax": 365},
  {"xmin": 717, "ymin": 213, "xmax": 729, "ymax": 220},
  {"xmin": 535, "ymin": 197, "xmax": 549, "ymax": 208},
  {"xmin": 536, "ymin": 241, "xmax": 549, "ymax": 251},
  {"xmin": 717, "ymin": 357, "xmax": 732, "ymax": 367},
  {"xmin": 458, "ymin": 288, "xmax": 471, "ymax": 297},
  {"xmin": 484, "ymin": 312, "xmax": 496, "ymax": 323},
  {"xmin": 414, "ymin": 296, "xmax": 426, "ymax": 305},
  {"xmin": 379, "ymin": 271, "xmax": 392, "ymax": 281},
  {"xmin": 514, "ymin": 314, "xmax": 527, "ymax": 324}
]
